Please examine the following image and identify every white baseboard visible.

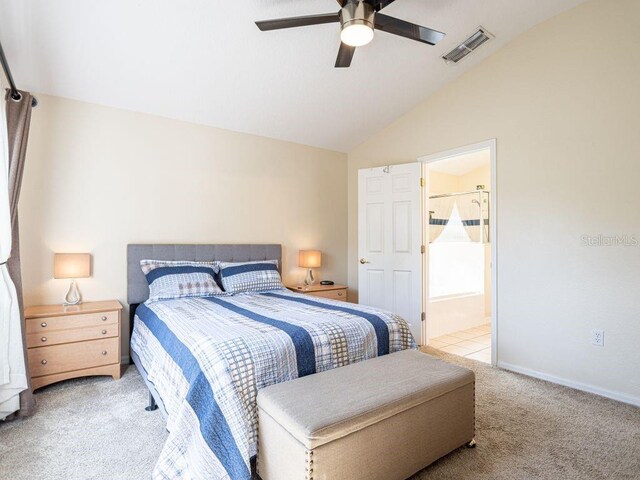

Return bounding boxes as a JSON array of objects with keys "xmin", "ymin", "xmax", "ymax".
[{"xmin": 497, "ymin": 361, "xmax": 640, "ymax": 407}]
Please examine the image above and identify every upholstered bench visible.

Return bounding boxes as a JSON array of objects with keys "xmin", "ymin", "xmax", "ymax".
[{"xmin": 257, "ymin": 349, "xmax": 475, "ymax": 480}]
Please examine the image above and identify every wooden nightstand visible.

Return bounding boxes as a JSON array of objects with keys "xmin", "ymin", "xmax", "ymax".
[
  {"xmin": 286, "ymin": 284, "xmax": 348, "ymax": 302},
  {"xmin": 25, "ymin": 300, "xmax": 123, "ymax": 390}
]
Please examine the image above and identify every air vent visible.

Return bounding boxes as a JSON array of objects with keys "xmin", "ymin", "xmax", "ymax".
[{"xmin": 442, "ymin": 27, "xmax": 493, "ymax": 64}]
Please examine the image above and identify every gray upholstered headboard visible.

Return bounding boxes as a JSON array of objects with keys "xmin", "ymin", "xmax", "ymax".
[{"xmin": 127, "ymin": 244, "xmax": 282, "ymax": 305}]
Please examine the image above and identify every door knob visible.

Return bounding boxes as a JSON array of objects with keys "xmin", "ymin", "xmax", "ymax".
[{"xmin": 359, "ymin": 258, "xmax": 370, "ymax": 264}]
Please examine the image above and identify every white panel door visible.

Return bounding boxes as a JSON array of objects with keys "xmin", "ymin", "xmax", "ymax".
[{"xmin": 358, "ymin": 163, "xmax": 423, "ymax": 343}]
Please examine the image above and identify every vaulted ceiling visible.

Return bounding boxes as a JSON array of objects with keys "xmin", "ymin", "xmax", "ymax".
[{"xmin": 0, "ymin": 0, "xmax": 586, "ymax": 151}]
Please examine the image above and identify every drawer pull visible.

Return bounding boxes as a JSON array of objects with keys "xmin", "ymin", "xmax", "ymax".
[
  {"xmin": 41, "ymin": 359, "xmax": 47, "ymax": 365},
  {"xmin": 337, "ymin": 292, "xmax": 344, "ymax": 296},
  {"xmin": 41, "ymin": 322, "xmax": 47, "ymax": 328},
  {"xmin": 102, "ymin": 351, "xmax": 107, "ymax": 356},
  {"xmin": 102, "ymin": 329, "xmax": 107, "ymax": 335},
  {"xmin": 101, "ymin": 316, "xmax": 107, "ymax": 321},
  {"xmin": 41, "ymin": 337, "xmax": 47, "ymax": 343}
]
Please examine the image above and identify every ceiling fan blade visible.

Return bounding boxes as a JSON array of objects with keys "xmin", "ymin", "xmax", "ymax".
[
  {"xmin": 374, "ymin": 0, "xmax": 397, "ymax": 11},
  {"xmin": 256, "ymin": 12, "xmax": 340, "ymax": 31},
  {"xmin": 335, "ymin": 42, "xmax": 356, "ymax": 68},
  {"xmin": 374, "ymin": 13, "xmax": 445, "ymax": 45}
]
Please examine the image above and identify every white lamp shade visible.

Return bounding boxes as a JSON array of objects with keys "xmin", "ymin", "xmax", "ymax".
[
  {"xmin": 54, "ymin": 253, "xmax": 91, "ymax": 279},
  {"xmin": 340, "ymin": 24, "xmax": 374, "ymax": 47},
  {"xmin": 298, "ymin": 250, "xmax": 321, "ymax": 269}
]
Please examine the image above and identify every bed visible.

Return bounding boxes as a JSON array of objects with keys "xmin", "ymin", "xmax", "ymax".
[{"xmin": 128, "ymin": 244, "xmax": 416, "ymax": 480}]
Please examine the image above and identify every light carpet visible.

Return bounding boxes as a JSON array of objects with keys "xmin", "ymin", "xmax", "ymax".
[{"xmin": 0, "ymin": 349, "xmax": 638, "ymax": 480}]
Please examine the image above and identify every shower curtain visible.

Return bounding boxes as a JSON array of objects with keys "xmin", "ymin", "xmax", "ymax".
[
  {"xmin": 457, "ymin": 195, "xmax": 482, "ymax": 243},
  {"xmin": 430, "ymin": 192, "xmax": 489, "ymax": 244},
  {"xmin": 429, "ymin": 195, "xmax": 456, "ymax": 243}
]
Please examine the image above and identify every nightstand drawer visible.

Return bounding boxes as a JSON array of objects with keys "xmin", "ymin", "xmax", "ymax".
[
  {"xmin": 28, "ymin": 337, "xmax": 119, "ymax": 378},
  {"xmin": 27, "ymin": 324, "xmax": 119, "ymax": 348},
  {"xmin": 310, "ymin": 289, "xmax": 347, "ymax": 301},
  {"xmin": 26, "ymin": 310, "xmax": 118, "ymax": 334}
]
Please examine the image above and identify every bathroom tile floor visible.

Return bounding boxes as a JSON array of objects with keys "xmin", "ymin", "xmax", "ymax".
[{"xmin": 430, "ymin": 323, "xmax": 492, "ymax": 364}]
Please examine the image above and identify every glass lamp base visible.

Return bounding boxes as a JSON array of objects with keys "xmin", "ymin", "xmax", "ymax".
[
  {"xmin": 304, "ymin": 269, "xmax": 315, "ymax": 286},
  {"xmin": 64, "ymin": 280, "xmax": 82, "ymax": 305}
]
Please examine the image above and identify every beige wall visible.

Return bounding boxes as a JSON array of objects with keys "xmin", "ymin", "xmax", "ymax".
[
  {"xmin": 459, "ymin": 165, "xmax": 491, "ymax": 193},
  {"xmin": 348, "ymin": 0, "xmax": 640, "ymax": 404},
  {"xmin": 428, "ymin": 171, "xmax": 459, "ymax": 195},
  {"xmin": 428, "ymin": 165, "xmax": 491, "ymax": 194},
  {"xmin": 20, "ymin": 95, "xmax": 348, "ymax": 360}
]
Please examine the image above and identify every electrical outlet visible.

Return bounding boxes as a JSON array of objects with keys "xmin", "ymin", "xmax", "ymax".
[{"xmin": 591, "ymin": 329, "xmax": 604, "ymax": 347}]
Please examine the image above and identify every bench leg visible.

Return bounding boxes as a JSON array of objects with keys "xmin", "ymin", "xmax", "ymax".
[
  {"xmin": 145, "ymin": 391, "xmax": 159, "ymax": 412},
  {"xmin": 466, "ymin": 439, "xmax": 477, "ymax": 448}
]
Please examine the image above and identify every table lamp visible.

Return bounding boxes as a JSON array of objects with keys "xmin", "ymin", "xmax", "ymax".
[
  {"xmin": 299, "ymin": 250, "xmax": 321, "ymax": 286},
  {"xmin": 54, "ymin": 253, "xmax": 91, "ymax": 305}
]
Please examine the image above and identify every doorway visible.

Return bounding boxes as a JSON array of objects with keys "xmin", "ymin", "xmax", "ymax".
[{"xmin": 419, "ymin": 140, "xmax": 497, "ymax": 365}]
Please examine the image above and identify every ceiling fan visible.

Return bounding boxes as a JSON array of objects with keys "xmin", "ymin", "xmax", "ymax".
[{"xmin": 255, "ymin": 0, "xmax": 446, "ymax": 68}]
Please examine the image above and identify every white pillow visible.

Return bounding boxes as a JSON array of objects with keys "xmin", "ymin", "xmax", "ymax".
[
  {"xmin": 218, "ymin": 260, "xmax": 283, "ymax": 294},
  {"xmin": 140, "ymin": 260, "xmax": 224, "ymax": 302}
]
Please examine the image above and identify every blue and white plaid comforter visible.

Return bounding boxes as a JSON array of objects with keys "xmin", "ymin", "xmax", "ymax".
[{"xmin": 130, "ymin": 289, "xmax": 416, "ymax": 480}]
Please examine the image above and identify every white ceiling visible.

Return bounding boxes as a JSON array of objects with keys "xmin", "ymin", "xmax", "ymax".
[
  {"xmin": 429, "ymin": 149, "xmax": 490, "ymax": 176},
  {"xmin": 0, "ymin": 0, "xmax": 586, "ymax": 152}
]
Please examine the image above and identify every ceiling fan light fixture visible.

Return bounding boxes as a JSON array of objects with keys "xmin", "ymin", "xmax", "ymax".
[
  {"xmin": 341, "ymin": 23, "xmax": 374, "ymax": 47},
  {"xmin": 340, "ymin": 1, "xmax": 375, "ymax": 47},
  {"xmin": 255, "ymin": 0, "xmax": 447, "ymax": 69}
]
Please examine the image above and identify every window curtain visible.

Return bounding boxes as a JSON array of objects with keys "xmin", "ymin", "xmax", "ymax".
[{"xmin": 0, "ymin": 88, "xmax": 34, "ymax": 419}]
